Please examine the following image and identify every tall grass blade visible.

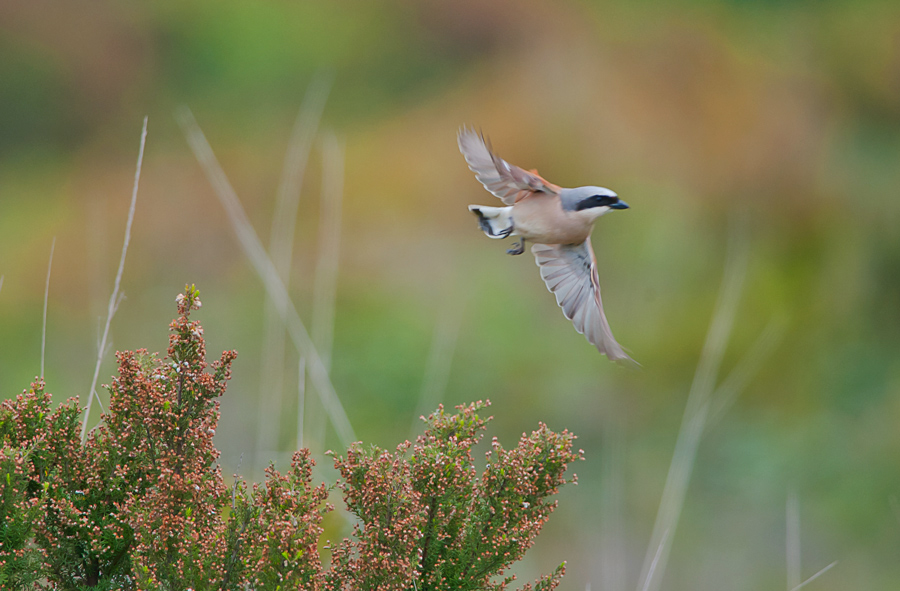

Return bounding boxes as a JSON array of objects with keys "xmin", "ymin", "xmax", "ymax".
[
  {"xmin": 708, "ymin": 315, "xmax": 786, "ymax": 424},
  {"xmin": 311, "ymin": 131, "xmax": 343, "ymax": 378},
  {"xmin": 409, "ymin": 293, "xmax": 465, "ymax": 439},
  {"xmin": 177, "ymin": 106, "xmax": 357, "ymax": 448},
  {"xmin": 256, "ymin": 74, "xmax": 331, "ymax": 465},
  {"xmin": 296, "ymin": 357, "xmax": 306, "ymax": 450},
  {"xmin": 787, "ymin": 489, "xmax": 801, "ymax": 590},
  {"xmin": 41, "ymin": 237, "xmax": 56, "ymax": 379},
  {"xmin": 639, "ymin": 528, "xmax": 669, "ymax": 591},
  {"xmin": 789, "ymin": 561, "xmax": 836, "ymax": 591},
  {"xmin": 635, "ymin": 222, "xmax": 749, "ymax": 591},
  {"xmin": 306, "ymin": 131, "xmax": 345, "ymax": 452},
  {"xmin": 600, "ymin": 412, "xmax": 626, "ymax": 591},
  {"xmin": 81, "ymin": 116, "xmax": 147, "ymax": 442}
]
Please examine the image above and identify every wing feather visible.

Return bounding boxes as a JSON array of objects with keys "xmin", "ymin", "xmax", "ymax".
[
  {"xmin": 531, "ymin": 239, "xmax": 636, "ymax": 364},
  {"xmin": 458, "ymin": 127, "xmax": 558, "ymax": 205}
]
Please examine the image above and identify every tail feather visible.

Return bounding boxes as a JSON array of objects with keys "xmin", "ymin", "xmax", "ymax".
[{"xmin": 469, "ymin": 205, "xmax": 514, "ymax": 239}]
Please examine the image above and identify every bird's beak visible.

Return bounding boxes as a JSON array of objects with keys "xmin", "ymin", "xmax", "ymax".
[{"xmin": 611, "ymin": 200, "xmax": 630, "ymax": 210}]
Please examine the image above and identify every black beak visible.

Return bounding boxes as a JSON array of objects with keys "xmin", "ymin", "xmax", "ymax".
[{"xmin": 610, "ymin": 200, "xmax": 630, "ymax": 210}]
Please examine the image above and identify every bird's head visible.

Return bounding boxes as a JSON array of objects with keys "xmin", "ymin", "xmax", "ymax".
[{"xmin": 560, "ymin": 186, "xmax": 629, "ymax": 220}]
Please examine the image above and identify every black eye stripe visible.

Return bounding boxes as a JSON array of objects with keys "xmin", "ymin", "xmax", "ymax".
[
  {"xmin": 575, "ymin": 194, "xmax": 618, "ymax": 211},
  {"xmin": 597, "ymin": 195, "xmax": 618, "ymax": 206}
]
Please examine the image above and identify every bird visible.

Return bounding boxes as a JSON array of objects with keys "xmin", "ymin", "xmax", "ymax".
[{"xmin": 458, "ymin": 127, "xmax": 635, "ymax": 364}]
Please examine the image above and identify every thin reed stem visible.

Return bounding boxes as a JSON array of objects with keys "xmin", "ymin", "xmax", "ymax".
[
  {"xmin": 790, "ymin": 561, "xmax": 837, "ymax": 591},
  {"xmin": 81, "ymin": 116, "xmax": 147, "ymax": 442},
  {"xmin": 708, "ymin": 316, "xmax": 786, "ymax": 424},
  {"xmin": 256, "ymin": 74, "xmax": 331, "ymax": 466},
  {"xmin": 640, "ymin": 529, "xmax": 669, "ymax": 591},
  {"xmin": 600, "ymin": 412, "xmax": 626, "ymax": 591},
  {"xmin": 311, "ymin": 131, "xmax": 342, "ymax": 377},
  {"xmin": 787, "ymin": 489, "xmax": 801, "ymax": 590},
  {"xmin": 296, "ymin": 357, "xmax": 305, "ymax": 451},
  {"xmin": 177, "ymin": 107, "xmax": 356, "ymax": 448},
  {"xmin": 409, "ymin": 292, "xmax": 465, "ymax": 439},
  {"xmin": 635, "ymin": 221, "xmax": 749, "ymax": 591},
  {"xmin": 41, "ymin": 237, "xmax": 56, "ymax": 379},
  {"xmin": 307, "ymin": 131, "xmax": 344, "ymax": 452}
]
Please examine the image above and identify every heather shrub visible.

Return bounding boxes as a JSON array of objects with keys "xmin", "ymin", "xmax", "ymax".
[
  {"xmin": 328, "ymin": 402, "xmax": 580, "ymax": 591},
  {"xmin": 0, "ymin": 286, "xmax": 581, "ymax": 590}
]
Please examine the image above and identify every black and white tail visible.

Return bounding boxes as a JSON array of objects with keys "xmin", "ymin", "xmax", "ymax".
[{"xmin": 468, "ymin": 205, "xmax": 514, "ymax": 239}]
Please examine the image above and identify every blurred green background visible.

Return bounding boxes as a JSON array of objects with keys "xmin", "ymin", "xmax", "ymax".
[{"xmin": 2, "ymin": 0, "xmax": 899, "ymax": 589}]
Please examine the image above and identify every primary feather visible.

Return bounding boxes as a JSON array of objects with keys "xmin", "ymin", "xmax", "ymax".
[
  {"xmin": 532, "ymin": 240, "xmax": 635, "ymax": 365},
  {"xmin": 457, "ymin": 128, "xmax": 557, "ymax": 205}
]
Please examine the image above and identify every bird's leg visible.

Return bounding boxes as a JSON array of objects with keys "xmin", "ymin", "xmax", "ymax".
[{"xmin": 506, "ymin": 238, "xmax": 526, "ymax": 255}]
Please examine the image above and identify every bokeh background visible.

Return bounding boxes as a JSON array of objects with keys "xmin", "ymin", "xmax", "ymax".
[{"xmin": 2, "ymin": 1, "xmax": 899, "ymax": 589}]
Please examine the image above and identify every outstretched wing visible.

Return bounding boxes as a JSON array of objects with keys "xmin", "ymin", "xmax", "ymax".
[
  {"xmin": 531, "ymin": 239, "xmax": 636, "ymax": 365},
  {"xmin": 458, "ymin": 127, "xmax": 558, "ymax": 205}
]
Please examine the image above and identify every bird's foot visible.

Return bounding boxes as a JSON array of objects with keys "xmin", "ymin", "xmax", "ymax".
[{"xmin": 506, "ymin": 240, "xmax": 525, "ymax": 255}]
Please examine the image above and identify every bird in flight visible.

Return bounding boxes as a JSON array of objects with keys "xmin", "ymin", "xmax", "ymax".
[{"xmin": 459, "ymin": 127, "xmax": 635, "ymax": 364}]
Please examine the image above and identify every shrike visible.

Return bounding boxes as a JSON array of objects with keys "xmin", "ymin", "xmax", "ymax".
[{"xmin": 459, "ymin": 127, "xmax": 634, "ymax": 364}]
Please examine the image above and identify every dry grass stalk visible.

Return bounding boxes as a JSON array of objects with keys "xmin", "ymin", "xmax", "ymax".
[
  {"xmin": 635, "ymin": 223, "xmax": 749, "ymax": 591},
  {"xmin": 176, "ymin": 107, "xmax": 356, "ymax": 448},
  {"xmin": 306, "ymin": 130, "xmax": 344, "ymax": 452},
  {"xmin": 708, "ymin": 316, "xmax": 786, "ymax": 424},
  {"xmin": 790, "ymin": 561, "xmax": 837, "ymax": 591},
  {"xmin": 600, "ymin": 412, "xmax": 626, "ymax": 591},
  {"xmin": 81, "ymin": 116, "xmax": 147, "ymax": 442},
  {"xmin": 41, "ymin": 237, "xmax": 56, "ymax": 378},
  {"xmin": 787, "ymin": 489, "xmax": 801, "ymax": 590},
  {"xmin": 409, "ymin": 292, "xmax": 465, "ymax": 440},
  {"xmin": 256, "ymin": 75, "xmax": 331, "ymax": 466}
]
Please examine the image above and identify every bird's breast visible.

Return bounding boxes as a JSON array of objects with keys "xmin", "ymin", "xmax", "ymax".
[{"xmin": 512, "ymin": 196, "xmax": 593, "ymax": 245}]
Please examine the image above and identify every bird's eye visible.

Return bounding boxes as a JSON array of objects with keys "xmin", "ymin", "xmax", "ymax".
[{"xmin": 595, "ymin": 195, "xmax": 618, "ymax": 207}]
